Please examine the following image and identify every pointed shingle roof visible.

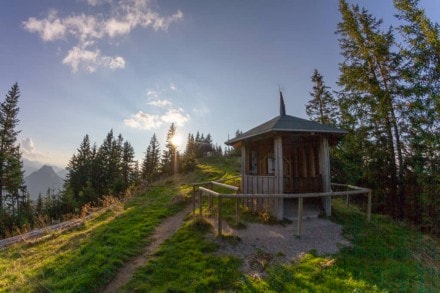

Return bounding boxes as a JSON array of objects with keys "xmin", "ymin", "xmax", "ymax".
[
  {"xmin": 225, "ymin": 92, "xmax": 347, "ymax": 146},
  {"xmin": 225, "ymin": 114, "xmax": 347, "ymax": 146}
]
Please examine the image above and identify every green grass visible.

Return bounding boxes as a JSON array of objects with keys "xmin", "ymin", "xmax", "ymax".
[
  {"xmin": 0, "ymin": 184, "xmax": 185, "ymax": 292},
  {"xmin": 1, "ymin": 157, "xmax": 438, "ymax": 292},
  {"xmin": 242, "ymin": 199, "xmax": 439, "ymax": 292},
  {"xmin": 124, "ymin": 196, "xmax": 439, "ymax": 292},
  {"xmin": 331, "ymin": 199, "xmax": 439, "ymax": 292},
  {"xmin": 123, "ymin": 217, "xmax": 242, "ymax": 292}
]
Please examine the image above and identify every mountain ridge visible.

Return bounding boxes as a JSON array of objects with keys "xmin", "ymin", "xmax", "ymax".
[{"xmin": 24, "ymin": 165, "xmax": 65, "ymax": 200}]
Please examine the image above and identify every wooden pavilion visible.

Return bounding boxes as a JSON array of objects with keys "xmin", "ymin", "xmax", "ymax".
[{"xmin": 225, "ymin": 92, "xmax": 347, "ymax": 220}]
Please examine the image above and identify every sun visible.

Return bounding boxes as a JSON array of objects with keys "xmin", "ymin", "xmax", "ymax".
[{"xmin": 170, "ymin": 134, "xmax": 183, "ymax": 150}]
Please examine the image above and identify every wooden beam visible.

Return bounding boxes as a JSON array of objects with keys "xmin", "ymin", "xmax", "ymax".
[
  {"xmin": 211, "ymin": 181, "xmax": 239, "ymax": 191},
  {"xmin": 236, "ymin": 196, "xmax": 240, "ymax": 226},
  {"xmin": 199, "ymin": 188, "xmax": 203, "ymax": 218},
  {"xmin": 217, "ymin": 196, "xmax": 223, "ymax": 238},
  {"xmin": 319, "ymin": 137, "xmax": 331, "ymax": 216},
  {"xmin": 209, "ymin": 182, "xmax": 213, "ymax": 210},
  {"xmin": 297, "ymin": 197, "xmax": 303, "ymax": 237},
  {"xmin": 274, "ymin": 135, "xmax": 284, "ymax": 219},
  {"xmin": 241, "ymin": 145, "xmax": 247, "ymax": 197},
  {"xmin": 192, "ymin": 185, "xmax": 196, "ymax": 216}
]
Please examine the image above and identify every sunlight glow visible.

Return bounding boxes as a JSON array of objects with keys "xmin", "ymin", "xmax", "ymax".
[{"xmin": 171, "ymin": 134, "xmax": 183, "ymax": 150}]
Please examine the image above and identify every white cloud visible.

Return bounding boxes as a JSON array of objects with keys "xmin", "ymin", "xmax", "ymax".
[
  {"xmin": 23, "ymin": 10, "xmax": 66, "ymax": 41},
  {"xmin": 62, "ymin": 46, "xmax": 125, "ymax": 72},
  {"xmin": 148, "ymin": 99, "xmax": 172, "ymax": 107},
  {"xmin": 21, "ymin": 137, "xmax": 36, "ymax": 154},
  {"xmin": 124, "ymin": 111, "xmax": 162, "ymax": 129},
  {"xmin": 150, "ymin": 10, "xmax": 184, "ymax": 31},
  {"xmin": 192, "ymin": 105, "xmax": 211, "ymax": 115},
  {"xmin": 23, "ymin": 0, "xmax": 183, "ymax": 72},
  {"xmin": 20, "ymin": 138, "xmax": 48, "ymax": 162},
  {"xmin": 124, "ymin": 108, "xmax": 190, "ymax": 129},
  {"xmin": 103, "ymin": 55, "xmax": 126, "ymax": 70},
  {"xmin": 105, "ymin": 18, "xmax": 132, "ymax": 37},
  {"xmin": 161, "ymin": 108, "xmax": 190, "ymax": 126},
  {"xmin": 62, "ymin": 46, "xmax": 99, "ymax": 72},
  {"xmin": 170, "ymin": 83, "xmax": 177, "ymax": 91},
  {"xmin": 86, "ymin": 0, "xmax": 112, "ymax": 6},
  {"xmin": 125, "ymin": 84, "xmax": 190, "ymax": 130},
  {"xmin": 146, "ymin": 90, "xmax": 160, "ymax": 98}
]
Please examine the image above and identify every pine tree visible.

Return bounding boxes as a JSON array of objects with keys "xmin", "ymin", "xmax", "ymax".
[
  {"xmin": 121, "ymin": 141, "xmax": 136, "ymax": 190},
  {"xmin": 182, "ymin": 133, "xmax": 196, "ymax": 172},
  {"xmin": 306, "ymin": 69, "xmax": 338, "ymax": 125},
  {"xmin": 161, "ymin": 123, "xmax": 177, "ymax": 176},
  {"xmin": 337, "ymin": 0, "xmax": 404, "ymax": 217},
  {"xmin": 394, "ymin": 0, "xmax": 440, "ymax": 232},
  {"xmin": 0, "ymin": 84, "xmax": 21, "ymax": 215},
  {"xmin": 0, "ymin": 83, "xmax": 27, "ymax": 236},
  {"xmin": 142, "ymin": 133, "xmax": 161, "ymax": 182},
  {"xmin": 66, "ymin": 134, "xmax": 93, "ymax": 201}
]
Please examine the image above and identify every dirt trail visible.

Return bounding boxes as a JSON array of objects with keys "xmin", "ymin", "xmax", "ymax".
[{"xmin": 102, "ymin": 205, "xmax": 192, "ymax": 292}]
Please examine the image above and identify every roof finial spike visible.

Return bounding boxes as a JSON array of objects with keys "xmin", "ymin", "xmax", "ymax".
[{"xmin": 279, "ymin": 90, "xmax": 286, "ymax": 116}]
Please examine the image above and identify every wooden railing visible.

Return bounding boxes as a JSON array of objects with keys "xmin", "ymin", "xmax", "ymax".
[{"xmin": 193, "ymin": 181, "xmax": 372, "ymax": 238}]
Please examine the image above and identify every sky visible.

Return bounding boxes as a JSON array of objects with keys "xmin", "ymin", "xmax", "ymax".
[{"xmin": 0, "ymin": 0, "xmax": 439, "ymax": 168}]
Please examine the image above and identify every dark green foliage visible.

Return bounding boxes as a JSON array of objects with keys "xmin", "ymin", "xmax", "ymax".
[
  {"xmin": 161, "ymin": 123, "xmax": 177, "ymax": 176},
  {"xmin": 336, "ymin": 0, "xmax": 404, "ymax": 218},
  {"xmin": 141, "ymin": 133, "xmax": 161, "ymax": 182},
  {"xmin": 0, "ymin": 83, "xmax": 30, "ymax": 237},
  {"xmin": 306, "ymin": 69, "xmax": 339, "ymax": 125},
  {"xmin": 65, "ymin": 130, "xmax": 138, "ymax": 208},
  {"xmin": 393, "ymin": 0, "xmax": 440, "ymax": 235},
  {"xmin": 331, "ymin": 0, "xmax": 440, "ymax": 235}
]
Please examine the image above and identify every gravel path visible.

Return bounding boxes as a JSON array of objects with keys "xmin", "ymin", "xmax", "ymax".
[{"xmin": 209, "ymin": 217, "xmax": 351, "ymax": 277}]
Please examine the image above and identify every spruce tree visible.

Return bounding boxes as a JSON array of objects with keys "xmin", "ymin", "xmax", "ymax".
[
  {"xmin": 121, "ymin": 141, "xmax": 136, "ymax": 189},
  {"xmin": 0, "ymin": 83, "xmax": 27, "ymax": 235},
  {"xmin": 161, "ymin": 123, "xmax": 177, "ymax": 176},
  {"xmin": 337, "ymin": 0, "xmax": 404, "ymax": 217},
  {"xmin": 306, "ymin": 69, "xmax": 338, "ymax": 125},
  {"xmin": 142, "ymin": 133, "xmax": 161, "ymax": 182},
  {"xmin": 394, "ymin": 0, "xmax": 440, "ymax": 231},
  {"xmin": 66, "ymin": 134, "xmax": 93, "ymax": 201}
]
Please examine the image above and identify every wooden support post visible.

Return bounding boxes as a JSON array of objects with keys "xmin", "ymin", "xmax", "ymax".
[
  {"xmin": 346, "ymin": 193, "xmax": 349, "ymax": 207},
  {"xmin": 235, "ymin": 196, "xmax": 240, "ymax": 226},
  {"xmin": 367, "ymin": 191, "xmax": 372, "ymax": 222},
  {"xmin": 297, "ymin": 197, "xmax": 303, "ymax": 237},
  {"xmin": 209, "ymin": 182, "xmax": 214, "ymax": 210},
  {"xmin": 192, "ymin": 185, "xmax": 196, "ymax": 216},
  {"xmin": 199, "ymin": 189, "xmax": 203, "ymax": 218},
  {"xmin": 319, "ymin": 138, "xmax": 331, "ymax": 216},
  {"xmin": 217, "ymin": 196, "xmax": 222, "ymax": 238},
  {"xmin": 274, "ymin": 136, "xmax": 284, "ymax": 220}
]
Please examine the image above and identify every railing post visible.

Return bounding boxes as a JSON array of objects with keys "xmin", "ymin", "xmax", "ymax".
[
  {"xmin": 367, "ymin": 191, "xmax": 372, "ymax": 222},
  {"xmin": 217, "ymin": 195, "xmax": 222, "ymax": 238},
  {"xmin": 235, "ymin": 195, "xmax": 240, "ymax": 226},
  {"xmin": 199, "ymin": 189, "xmax": 203, "ymax": 218},
  {"xmin": 297, "ymin": 197, "xmax": 303, "ymax": 237},
  {"xmin": 192, "ymin": 185, "xmax": 196, "ymax": 216},
  {"xmin": 209, "ymin": 182, "xmax": 214, "ymax": 210}
]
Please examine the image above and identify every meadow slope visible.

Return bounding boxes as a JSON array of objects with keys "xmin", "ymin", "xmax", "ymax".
[{"xmin": 0, "ymin": 157, "xmax": 438, "ymax": 292}]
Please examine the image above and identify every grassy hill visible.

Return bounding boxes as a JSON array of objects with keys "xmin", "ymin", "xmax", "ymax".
[{"xmin": 0, "ymin": 157, "xmax": 438, "ymax": 292}]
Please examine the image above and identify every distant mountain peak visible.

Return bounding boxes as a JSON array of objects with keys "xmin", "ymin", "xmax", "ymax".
[{"xmin": 25, "ymin": 165, "xmax": 65, "ymax": 200}]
